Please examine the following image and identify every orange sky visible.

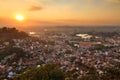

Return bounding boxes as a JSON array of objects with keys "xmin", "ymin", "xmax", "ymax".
[{"xmin": 0, "ymin": 0, "xmax": 120, "ymax": 27}]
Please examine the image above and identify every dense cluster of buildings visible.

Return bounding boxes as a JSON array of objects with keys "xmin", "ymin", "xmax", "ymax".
[{"xmin": 0, "ymin": 31, "xmax": 120, "ymax": 79}]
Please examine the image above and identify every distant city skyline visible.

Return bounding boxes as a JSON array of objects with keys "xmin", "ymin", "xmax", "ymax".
[{"xmin": 0, "ymin": 0, "xmax": 120, "ymax": 27}]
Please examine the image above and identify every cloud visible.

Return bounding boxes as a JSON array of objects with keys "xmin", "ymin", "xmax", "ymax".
[{"xmin": 28, "ymin": 5, "xmax": 42, "ymax": 11}]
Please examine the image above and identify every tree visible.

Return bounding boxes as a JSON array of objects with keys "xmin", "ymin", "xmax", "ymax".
[
  {"xmin": 14, "ymin": 63, "xmax": 65, "ymax": 80},
  {"xmin": 0, "ymin": 27, "xmax": 29, "ymax": 40},
  {"xmin": 101, "ymin": 64, "xmax": 120, "ymax": 80},
  {"xmin": 0, "ymin": 47, "xmax": 26, "ymax": 58}
]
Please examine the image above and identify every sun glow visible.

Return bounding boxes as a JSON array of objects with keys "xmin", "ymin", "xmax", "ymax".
[{"xmin": 16, "ymin": 14, "xmax": 24, "ymax": 21}]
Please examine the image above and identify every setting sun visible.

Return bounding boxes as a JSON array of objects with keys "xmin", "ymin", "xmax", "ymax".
[{"xmin": 16, "ymin": 15, "xmax": 24, "ymax": 21}]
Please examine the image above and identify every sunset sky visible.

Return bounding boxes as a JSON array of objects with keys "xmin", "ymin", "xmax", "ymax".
[{"xmin": 0, "ymin": 0, "xmax": 120, "ymax": 27}]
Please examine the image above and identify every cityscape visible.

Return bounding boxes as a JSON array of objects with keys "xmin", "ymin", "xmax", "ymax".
[
  {"xmin": 0, "ymin": 0, "xmax": 120, "ymax": 80},
  {"xmin": 0, "ymin": 27, "xmax": 120, "ymax": 80}
]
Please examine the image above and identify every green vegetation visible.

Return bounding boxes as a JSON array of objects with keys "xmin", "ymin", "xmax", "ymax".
[
  {"xmin": 0, "ymin": 27, "xmax": 28, "ymax": 40},
  {"xmin": 14, "ymin": 63, "xmax": 65, "ymax": 80},
  {"xmin": 101, "ymin": 63, "xmax": 120, "ymax": 80}
]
